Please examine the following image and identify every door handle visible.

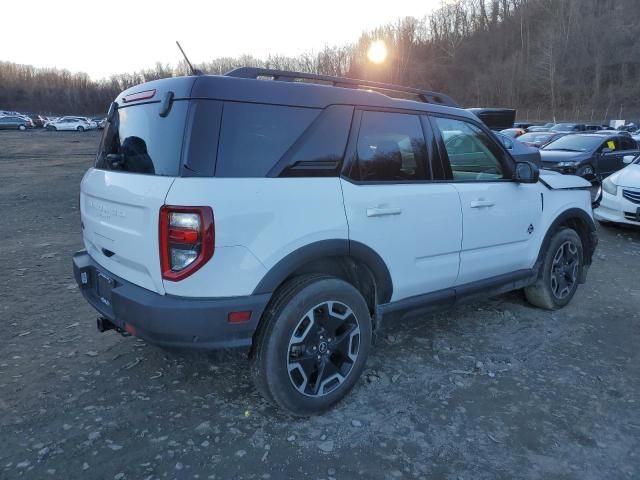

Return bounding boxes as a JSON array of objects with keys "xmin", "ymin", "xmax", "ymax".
[
  {"xmin": 470, "ymin": 199, "xmax": 495, "ymax": 208},
  {"xmin": 366, "ymin": 207, "xmax": 403, "ymax": 217}
]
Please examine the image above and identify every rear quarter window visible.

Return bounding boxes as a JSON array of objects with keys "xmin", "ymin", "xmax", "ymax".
[{"xmin": 215, "ymin": 103, "xmax": 320, "ymax": 177}]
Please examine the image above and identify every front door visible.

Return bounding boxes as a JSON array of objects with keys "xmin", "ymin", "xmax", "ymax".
[
  {"xmin": 341, "ymin": 110, "xmax": 462, "ymax": 302},
  {"xmin": 430, "ymin": 115, "xmax": 543, "ymax": 285}
]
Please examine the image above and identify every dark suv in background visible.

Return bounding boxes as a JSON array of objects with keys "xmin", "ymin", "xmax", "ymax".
[{"xmin": 540, "ymin": 133, "xmax": 639, "ymax": 198}]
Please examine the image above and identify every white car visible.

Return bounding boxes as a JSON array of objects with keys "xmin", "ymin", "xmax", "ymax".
[
  {"xmin": 46, "ymin": 117, "xmax": 91, "ymax": 131},
  {"xmin": 72, "ymin": 69, "xmax": 598, "ymax": 415},
  {"xmin": 595, "ymin": 154, "xmax": 640, "ymax": 226}
]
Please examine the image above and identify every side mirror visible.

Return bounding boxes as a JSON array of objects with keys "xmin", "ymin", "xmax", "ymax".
[
  {"xmin": 623, "ymin": 155, "xmax": 636, "ymax": 164},
  {"xmin": 514, "ymin": 161, "xmax": 540, "ymax": 183}
]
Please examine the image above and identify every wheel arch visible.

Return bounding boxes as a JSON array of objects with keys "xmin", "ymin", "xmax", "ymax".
[
  {"xmin": 252, "ymin": 239, "xmax": 393, "ymax": 309},
  {"xmin": 536, "ymin": 208, "xmax": 597, "ymax": 282}
]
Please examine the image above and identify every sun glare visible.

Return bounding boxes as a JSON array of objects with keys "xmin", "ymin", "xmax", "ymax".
[{"xmin": 367, "ymin": 40, "xmax": 388, "ymax": 64}]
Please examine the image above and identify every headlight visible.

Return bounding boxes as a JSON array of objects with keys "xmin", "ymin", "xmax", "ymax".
[
  {"xmin": 602, "ymin": 176, "xmax": 617, "ymax": 196},
  {"xmin": 556, "ymin": 161, "xmax": 577, "ymax": 168}
]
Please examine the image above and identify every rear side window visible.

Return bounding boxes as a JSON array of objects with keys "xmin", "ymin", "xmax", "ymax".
[
  {"xmin": 215, "ymin": 103, "xmax": 320, "ymax": 177},
  {"xmin": 355, "ymin": 111, "xmax": 429, "ymax": 181},
  {"xmin": 619, "ymin": 136, "xmax": 636, "ymax": 150},
  {"xmin": 96, "ymin": 100, "xmax": 188, "ymax": 176}
]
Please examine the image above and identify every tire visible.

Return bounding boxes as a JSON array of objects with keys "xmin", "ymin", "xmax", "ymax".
[
  {"xmin": 250, "ymin": 275, "xmax": 372, "ymax": 416},
  {"xmin": 18, "ymin": 125, "xmax": 26, "ymax": 131},
  {"xmin": 47, "ymin": 126, "xmax": 56, "ymax": 131},
  {"xmin": 77, "ymin": 126, "xmax": 85, "ymax": 132},
  {"xmin": 525, "ymin": 228, "xmax": 583, "ymax": 310}
]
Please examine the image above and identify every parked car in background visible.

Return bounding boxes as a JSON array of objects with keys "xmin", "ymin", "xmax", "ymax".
[
  {"xmin": 550, "ymin": 123, "xmax": 586, "ymax": 133},
  {"xmin": 595, "ymin": 130, "xmax": 633, "ymax": 138},
  {"xmin": 526, "ymin": 125, "xmax": 554, "ymax": 132},
  {"xmin": 617, "ymin": 123, "xmax": 637, "ymax": 133},
  {"xmin": 494, "ymin": 131, "xmax": 542, "ymax": 166},
  {"xmin": 92, "ymin": 117, "xmax": 107, "ymax": 129},
  {"xmin": 514, "ymin": 122, "xmax": 536, "ymax": 130},
  {"xmin": 500, "ymin": 127, "xmax": 526, "ymax": 138},
  {"xmin": 631, "ymin": 130, "xmax": 640, "ymax": 143},
  {"xmin": 595, "ymin": 153, "xmax": 640, "ymax": 226},
  {"xmin": 46, "ymin": 117, "xmax": 91, "ymax": 131},
  {"xmin": 517, "ymin": 131, "xmax": 568, "ymax": 148},
  {"xmin": 0, "ymin": 115, "xmax": 33, "ymax": 130},
  {"xmin": 540, "ymin": 133, "xmax": 640, "ymax": 199},
  {"xmin": 29, "ymin": 114, "xmax": 47, "ymax": 128},
  {"xmin": 60, "ymin": 116, "xmax": 98, "ymax": 129}
]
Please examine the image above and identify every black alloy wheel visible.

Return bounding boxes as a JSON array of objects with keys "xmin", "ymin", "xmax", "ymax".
[{"xmin": 287, "ymin": 301, "xmax": 361, "ymax": 397}]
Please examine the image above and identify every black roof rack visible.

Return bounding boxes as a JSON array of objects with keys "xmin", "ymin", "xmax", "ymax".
[{"xmin": 224, "ymin": 67, "xmax": 460, "ymax": 108}]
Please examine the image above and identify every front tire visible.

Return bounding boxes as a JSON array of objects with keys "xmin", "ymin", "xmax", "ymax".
[
  {"xmin": 19, "ymin": 125, "xmax": 26, "ymax": 131},
  {"xmin": 77, "ymin": 126, "xmax": 85, "ymax": 132},
  {"xmin": 250, "ymin": 275, "xmax": 372, "ymax": 416},
  {"xmin": 525, "ymin": 228, "xmax": 583, "ymax": 310}
]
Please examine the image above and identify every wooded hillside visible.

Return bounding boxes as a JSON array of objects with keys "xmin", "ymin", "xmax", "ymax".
[{"xmin": 2, "ymin": 0, "xmax": 639, "ymax": 121}]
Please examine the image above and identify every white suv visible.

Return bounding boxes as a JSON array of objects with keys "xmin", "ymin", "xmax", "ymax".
[{"xmin": 73, "ymin": 68, "xmax": 598, "ymax": 415}]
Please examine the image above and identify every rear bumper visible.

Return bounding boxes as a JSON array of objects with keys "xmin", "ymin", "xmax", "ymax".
[{"xmin": 73, "ymin": 250, "xmax": 271, "ymax": 350}]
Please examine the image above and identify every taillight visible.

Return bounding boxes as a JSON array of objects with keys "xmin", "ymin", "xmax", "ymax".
[{"xmin": 159, "ymin": 206, "xmax": 214, "ymax": 281}]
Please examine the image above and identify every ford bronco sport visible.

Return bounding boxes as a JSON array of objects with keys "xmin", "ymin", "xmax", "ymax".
[{"xmin": 73, "ymin": 68, "xmax": 597, "ymax": 415}]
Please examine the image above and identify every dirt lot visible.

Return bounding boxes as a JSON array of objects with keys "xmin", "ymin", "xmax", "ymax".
[{"xmin": 1, "ymin": 129, "xmax": 639, "ymax": 480}]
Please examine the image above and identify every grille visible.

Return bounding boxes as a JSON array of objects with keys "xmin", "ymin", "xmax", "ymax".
[{"xmin": 622, "ymin": 189, "xmax": 640, "ymax": 204}]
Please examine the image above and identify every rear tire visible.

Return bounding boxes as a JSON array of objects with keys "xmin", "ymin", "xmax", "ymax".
[
  {"xmin": 47, "ymin": 126, "xmax": 56, "ymax": 131},
  {"xmin": 250, "ymin": 275, "xmax": 372, "ymax": 416},
  {"xmin": 525, "ymin": 228, "xmax": 583, "ymax": 310}
]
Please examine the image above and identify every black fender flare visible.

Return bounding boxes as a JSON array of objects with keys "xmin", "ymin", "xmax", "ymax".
[
  {"xmin": 252, "ymin": 239, "xmax": 393, "ymax": 303},
  {"xmin": 535, "ymin": 208, "xmax": 597, "ymax": 280}
]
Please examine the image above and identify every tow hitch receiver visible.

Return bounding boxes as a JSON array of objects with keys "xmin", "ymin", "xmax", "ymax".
[{"xmin": 96, "ymin": 317, "xmax": 131, "ymax": 337}]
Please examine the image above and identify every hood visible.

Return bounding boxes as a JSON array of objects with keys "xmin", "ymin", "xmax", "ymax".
[
  {"xmin": 611, "ymin": 164, "xmax": 640, "ymax": 188},
  {"xmin": 539, "ymin": 171, "xmax": 591, "ymax": 189},
  {"xmin": 539, "ymin": 150, "xmax": 591, "ymax": 163}
]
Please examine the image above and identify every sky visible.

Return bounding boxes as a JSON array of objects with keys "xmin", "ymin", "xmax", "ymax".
[{"xmin": 3, "ymin": 0, "xmax": 442, "ymax": 80}]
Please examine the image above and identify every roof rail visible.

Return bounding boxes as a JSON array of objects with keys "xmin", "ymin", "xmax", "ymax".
[{"xmin": 224, "ymin": 67, "xmax": 460, "ymax": 108}]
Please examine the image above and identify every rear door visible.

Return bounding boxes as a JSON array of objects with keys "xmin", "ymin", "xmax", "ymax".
[
  {"xmin": 341, "ymin": 109, "xmax": 462, "ymax": 302},
  {"xmin": 431, "ymin": 114, "xmax": 542, "ymax": 285},
  {"xmin": 80, "ymin": 99, "xmax": 190, "ymax": 294}
]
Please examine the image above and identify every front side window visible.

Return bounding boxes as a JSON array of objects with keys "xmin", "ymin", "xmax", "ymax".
[
  {"xmin": 355, "ymin": 111, "xmax": 429, "ymax": 181},
  {"xmin": 433, "ymin": 116, "xmax": 506, "ymax": 181}
]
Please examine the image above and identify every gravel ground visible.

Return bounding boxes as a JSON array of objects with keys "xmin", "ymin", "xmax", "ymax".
[{"xmin": 1, "ymin": 130, "xmax": 639, "ymax": 480}]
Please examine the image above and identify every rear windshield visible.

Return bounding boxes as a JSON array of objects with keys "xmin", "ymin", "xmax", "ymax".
[
  {"xmin": 95, "ymin": 100, "xmax": 188, "ymax": 176},
  {"xmin": 542, "ymin": 135, "xmax": 603, "ymax": 152},
  {"xmin": 519, "ymin": 132, "xmax": 552, "ymax": 142}
]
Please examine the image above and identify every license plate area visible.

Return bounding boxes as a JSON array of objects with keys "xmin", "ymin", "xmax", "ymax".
[{"xmin": 96, "ymin": 272, "xmax": 114, "ymax": 306}]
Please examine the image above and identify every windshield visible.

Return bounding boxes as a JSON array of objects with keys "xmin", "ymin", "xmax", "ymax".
[
  {"xmin": 542, "ymin": 135, "xmax": 603, "ymax": 152},
  {"xmin": 95, "ymin": 100, "xmax": 188, "ymax": 176},
  {"xmin": 519, "ymin": 132, "xmax": 552, "ymax": 143}
]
